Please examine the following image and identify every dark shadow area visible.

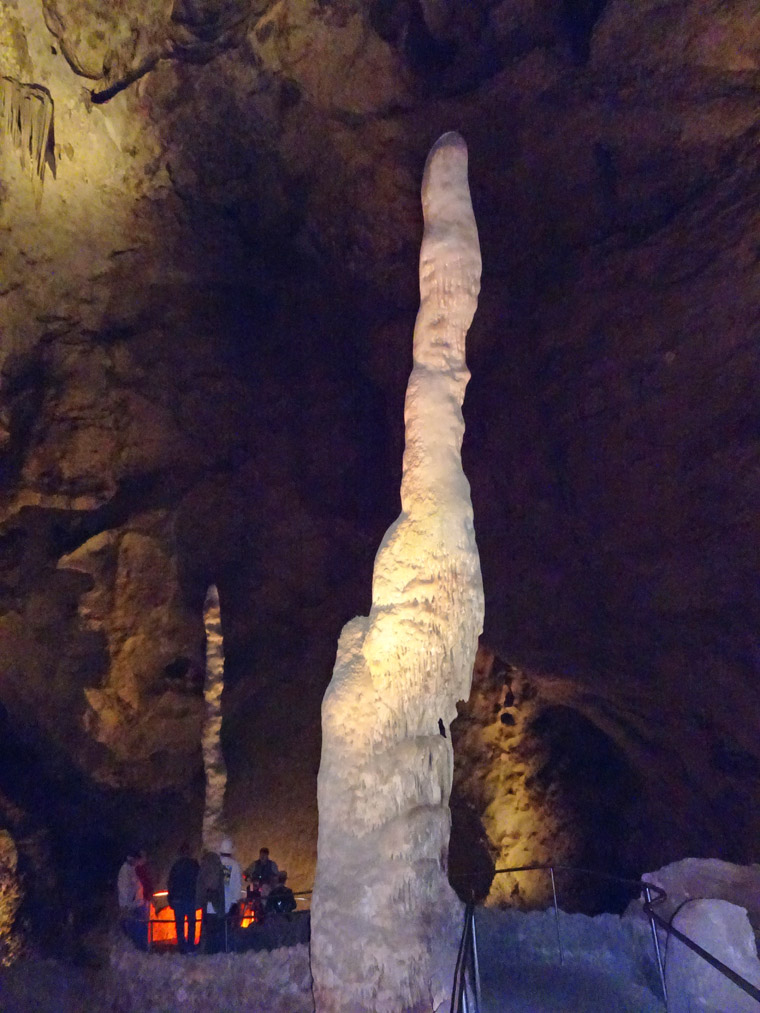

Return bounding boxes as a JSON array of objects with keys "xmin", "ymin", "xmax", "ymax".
[
  {"xmin": 448, "ymin": 799, "xmax": 495, "ymax": 903},
  {"xmin": 559, "ymin": 0, "xmax": 609, "ymax": 63},
  {"xmin": 0, "ymin": 711, "xmax": 203, "ymax": 958},
  {"xmin": 529, "ymin": 705, "xmax": 641, "ymax": 913}
]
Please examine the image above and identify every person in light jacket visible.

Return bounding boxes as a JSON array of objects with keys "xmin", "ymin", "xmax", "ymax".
[
  {"xmin": 219, "ymin": 838, "xmax": 243, "ymax": 914},
  {"xmin": 117, "ymin": 850, "xmax": 149, "ymax": 950},
  {"xmin": 196, "ymin": 849, "xmax": 225, "ymax": 953}
]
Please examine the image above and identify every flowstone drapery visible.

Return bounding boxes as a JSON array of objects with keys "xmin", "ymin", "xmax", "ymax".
[
  {"xmin": 311, "ymin": 132, "xmax": 483, "ymax": 1013},
  {"xmin": 202, "ymin": 583, "xmax": 227, "ymax": 850}
]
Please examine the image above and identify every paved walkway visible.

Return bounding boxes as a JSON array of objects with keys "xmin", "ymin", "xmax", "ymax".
[{"xmin": 479, "ymin": 961, "xmax": 665, "ymax": 1012}]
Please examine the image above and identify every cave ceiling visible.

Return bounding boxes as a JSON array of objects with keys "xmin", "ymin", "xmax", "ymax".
[{"xmin": 0, "ymin": 0, "xmax": 759, "ymax": 892}]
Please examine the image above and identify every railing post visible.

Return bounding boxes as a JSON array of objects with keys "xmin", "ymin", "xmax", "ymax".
[
  {"xmin": 470, "ymin": 904, "xmax": 482, "ymax": 1013},
  {"xmin": 452, "ymin": 901, "xmax": 476, "ymax": 1013},
  {"xmin": 462, "ymin": 903, "xmax": 473, "ymax": 1013},
  {"xmin": 549, "ymin": 867, "xmax": 563, "ymax": 965},
  {"xmin": 644, "ymin": 885, "xmax": 668, "ymax": 1009}
]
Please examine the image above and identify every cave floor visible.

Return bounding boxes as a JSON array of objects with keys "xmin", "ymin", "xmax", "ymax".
[{"xmin": 479, "ymin": 962, "xmax": 664, "ymax": 1012}]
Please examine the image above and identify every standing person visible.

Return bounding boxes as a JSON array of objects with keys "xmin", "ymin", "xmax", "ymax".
[
  {"xmin": 196, "ymin": 849, "xmax": 225, "ymax": 954},
  {"xmin": 117, "ymin": 850, "xmax": 149, "ymax": 951},
  {"xmin": 167, "ymin": 843, "xmax": 199, "ymax": 954},
  {"xmin": 244, "ymin": 847, "xmax": 279, "ymax": 891},
  {"xmin": 219, "ymin": 838, "xmax": 243, "ymax": 951},
  {"xmin": 135, "ymin": 850, "xmax": 155, "ymax": 907}
]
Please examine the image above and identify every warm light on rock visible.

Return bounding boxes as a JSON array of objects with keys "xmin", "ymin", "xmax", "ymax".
[
  {"xmin": 0, "ymin": 830, "xmax": 22, "ymax": 967},
  {"xmin": 311, "ymin": 131, "xmax": 483, "ymax": 1013},
  {"xmin": 148, "ymin": 898, "xmax": 202, "ymax": 947}
]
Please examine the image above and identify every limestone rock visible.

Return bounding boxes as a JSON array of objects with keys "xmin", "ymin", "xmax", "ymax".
[
  {"xmin": 42, "ymin": 0, "xmax": 173, "ymax": 81},
  {"xmin": 248, "ymin": 2, "xmax": 406, "ymax": 115},
  {"xmin": 311, "ymin": 132, "xmax": 483, "ymax": 1013},
  {"xmin": 0, "ymin": 829, "xmax": 22, "ymax": 967},
  {"xmin": 202, "ymin": 583, "xmax": 227, "ymax": 850},
  {"xmin": 635, "ymin": 858, "xmax": 760, "ymax": 932},
  {"xmin": 664, "ymin": 899, "xmax": 760, "ymax": 1013},
  {"xmin": 60, "ymin": 523, "xmax": 204, "ymax": 789}
]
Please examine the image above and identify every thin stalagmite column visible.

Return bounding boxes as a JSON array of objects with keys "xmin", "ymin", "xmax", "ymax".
[
  {"xmin": 202, "ymin": 583, "xmax": 227, "ymax": 851},
  {"xmin": 311, "ymin": 132, "xmax": 483, "ymax": 1013}
]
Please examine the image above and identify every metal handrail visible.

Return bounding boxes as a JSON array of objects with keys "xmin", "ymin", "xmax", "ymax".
[
  {"xmin": 146, "ymin": 888, "xmax": 312, "ymax": 953},
  {"xmin": 643, "ymin": 898, "xmax": 760, "ymax": 1005},
  {"xmin": 451, "ymin": 863, "xmax": 760, "ymax": 1011},
  {"xmin": 450, "ymin": 899, "xmax": 477, "ymax": 1013}
]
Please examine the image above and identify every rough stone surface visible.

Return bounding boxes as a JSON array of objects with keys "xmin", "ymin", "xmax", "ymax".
[
  {"xmin": 624, "ymin": 860, "xmax": 760, "ymax": 1011},
  {"xmin": 311, "ymin": 132, "xmax": 483, "ymax": 1013},
  {"xmin": 202, "ymin": 583, "xmax": 227, "ymax": 850},
  {"xmin": 630, "ymin": 857, "xmax": 760, "ymax": 931},
  {"xmin": 451, "ymin": 646, "xmax": 645, "ymax": 910},
  {"xmin": 663, "ymin": 899, "xmax": 760, "ymax": 1013},
  {"xmin": 0, "ymin": 830, "xmax": 22, "ymax": 967},
  {"xmin": 0, "ymin": 940, "xmax": 314, "ymax": 1013},
  {"xmin": 0, "ymin": 0, "xmax": 759, "ymax": 942}
]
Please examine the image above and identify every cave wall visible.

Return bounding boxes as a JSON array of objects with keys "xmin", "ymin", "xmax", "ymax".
[
  {"xmin": 452, "ymin": 647, "xmax": 651, "ymax": 911},
  {"xmin": 1, "ymin": 0, "xmax": 759, "ymax": 920}
]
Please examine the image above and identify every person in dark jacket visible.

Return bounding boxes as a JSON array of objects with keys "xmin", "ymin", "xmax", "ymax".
[
  {"xmin": 135, "ymin": 850, "xmax": 155, "ymax": 907},
  {"xmin": 245, "ymin": 847, "xmax": 279, "ymax": 890},
  {"xmin": 264, "ymin": 871, "xmax": 296, "ymax": 916},
  {"xmin": 196, "ymin": 849, "xmax": 225, "ymax": 953},
  {"xmin": 167, "ymin": 843, "xmax": 199, "ymax": 954}
]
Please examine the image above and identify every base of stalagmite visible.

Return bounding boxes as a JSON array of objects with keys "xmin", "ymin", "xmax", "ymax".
[{"xmin": 311, "ymin": 636, "xmax": 465, "ymax": 1011}]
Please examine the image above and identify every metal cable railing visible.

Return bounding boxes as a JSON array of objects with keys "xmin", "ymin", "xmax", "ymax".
[
  {"xmin": 451, "ymin": 864, "xmax": 760, "ymax": 1012},
  {"xmin": 642, "ymin": 895, "xmax": 760, "ymax": 1007},
  {"xmin": 146, "ymin": 887, "xmax": 313, "ymax": 953}
]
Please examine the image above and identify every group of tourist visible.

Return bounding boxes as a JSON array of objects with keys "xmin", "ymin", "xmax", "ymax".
[{"xmin": 117, "ymin": 840, "xmax": 296, "ymax": 953}]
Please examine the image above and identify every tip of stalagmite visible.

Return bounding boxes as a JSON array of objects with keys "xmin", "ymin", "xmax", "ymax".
[
  {"xmin": 204, "ymin": 584, "xmax": 219, "ymax": 611},
  {"xmin": 422, "ymin": 131, "xmax": 468, "ymax": 185},
  {"xmin": 426, "ymin": 130, "xmax": 467, "ymax": 159},
  {"xmin": 421, "ymin": 132, "xmax": 472, "ymax": 224}
]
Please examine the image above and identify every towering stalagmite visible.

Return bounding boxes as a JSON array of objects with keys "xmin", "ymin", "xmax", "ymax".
[
  {"xmin": 311, "ymin": 132, "xmax": 483, "ymax": 1013},
  {"xmin": 202, "ymin": 583, "xmax": 227, "ymax": 850}
]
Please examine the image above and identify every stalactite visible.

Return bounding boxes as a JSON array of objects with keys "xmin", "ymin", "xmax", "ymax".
[
  {"xmin": 0, "ymin": 77, "xmax": 53, "ymax": 187},
  {"xmin": 202, "ymin": 583, "xmax": 227, "ymax": 851}
]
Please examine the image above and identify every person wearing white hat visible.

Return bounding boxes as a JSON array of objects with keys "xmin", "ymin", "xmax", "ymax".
[{"xmin": 219, "ymin": 837, "xmax": 243, "ymax": 916}]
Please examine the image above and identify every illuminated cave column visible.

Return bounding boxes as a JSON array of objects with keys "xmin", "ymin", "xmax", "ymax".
[
  {"xmin": 202, "ymin": 584, "xmax": 227, "ymax": 850},
  {"xmin": 311, "ymin": 132, "xmax": 483, "ymax": 1013}
]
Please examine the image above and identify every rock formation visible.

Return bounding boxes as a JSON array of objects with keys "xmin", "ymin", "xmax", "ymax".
[
  {"xmin": 0, "ymin": 77, "xmax": 53, "ymax": 184},
  {"xmin": 450, "ymin": 647, "xmax": 643, "ymax": 911},
  {"xmin": 637, "ymin": 858, "xmax": 760, "ymax": 932},
  {"xmin": 202, "ymin": 583, "xmax": 227, "ymax": 850},
  {"xmin": 311, "ymin": 132, "xmax": 483, "ymax": 1013},
  {"xmin": 0, "ymin": 0, "xmax": 759, "ymax": 942},
  {"xmin": 0, "ymin": 829, "xmax": 22, "ymax": 967},
  {"xmin": 663, "ymin": 900, "xmax": 760, "ymax": 1013}
]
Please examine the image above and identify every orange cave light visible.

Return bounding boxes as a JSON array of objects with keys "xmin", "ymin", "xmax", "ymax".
[{"xmin": 149, "ymin": 893, "xmax": 202, "ymax": 947}]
